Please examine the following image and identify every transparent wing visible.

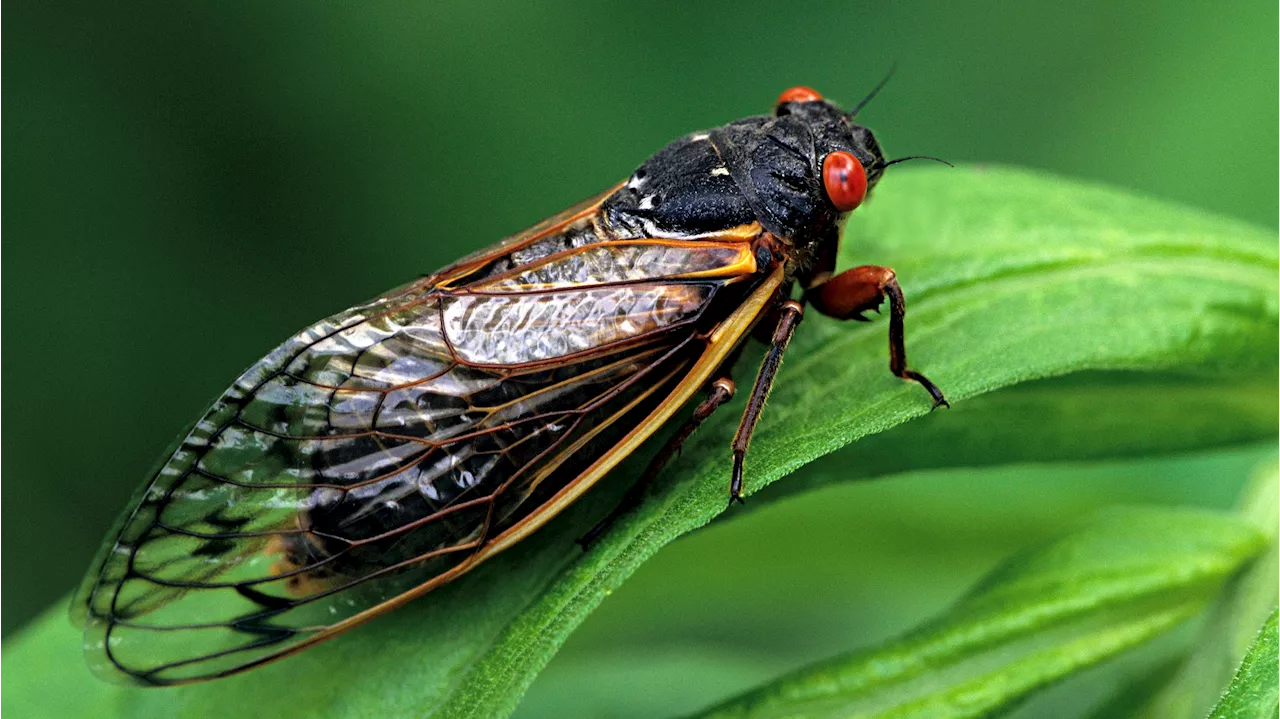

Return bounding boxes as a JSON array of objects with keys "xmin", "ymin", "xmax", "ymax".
[{"xmin": 74, "ymin": 236, "xmax": 759, "ymax": 685}]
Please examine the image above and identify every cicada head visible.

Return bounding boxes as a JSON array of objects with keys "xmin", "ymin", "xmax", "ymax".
[
  {"xmin": 758, "ymin": 87, "xmax": 890, "ymax": 228},
  {"xmin": 730, "ymin": 83, "xmax": 951, "ymax": 283}
]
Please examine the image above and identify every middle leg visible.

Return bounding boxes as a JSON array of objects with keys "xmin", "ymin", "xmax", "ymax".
[{"xmin": 729, "ymin": 299, "xmax": 806, "ymax": 506}]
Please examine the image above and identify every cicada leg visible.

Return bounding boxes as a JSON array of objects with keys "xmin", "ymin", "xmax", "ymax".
[
  {"xmin": 808, "ymin": 265, "xmax": 948, "ymax": 410},
  {"xmin": 729, "ymin": 299, "xmax": 805, "ymax": 506},
  {"xmin": 577, "ymin": 377, "xmax": 737, "ymax": 550}
]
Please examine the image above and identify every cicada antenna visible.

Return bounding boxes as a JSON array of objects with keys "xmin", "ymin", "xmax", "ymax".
[
  {"xmin": 877, "ymin": 155, "xmax": 954, "ymax": 169},
  {"xmin": 848, "ymin": 63, "xmax": 898, "ymax": 118}
]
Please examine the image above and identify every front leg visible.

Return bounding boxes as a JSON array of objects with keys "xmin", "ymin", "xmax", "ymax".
[{"xmin": 808, "ymin": 265, "xmax": 948, "ymax": 410}]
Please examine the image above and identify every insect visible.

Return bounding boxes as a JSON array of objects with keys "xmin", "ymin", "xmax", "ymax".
[{"xmin": 73, "ymin": 80, "xmax": 948, "ymax": 685}]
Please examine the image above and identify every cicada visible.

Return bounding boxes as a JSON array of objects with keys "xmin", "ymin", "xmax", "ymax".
[{"xmin": 74, "ymin": 82, "xmax": 948, "ymax": 685}]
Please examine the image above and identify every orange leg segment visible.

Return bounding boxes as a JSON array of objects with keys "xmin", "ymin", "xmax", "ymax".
[{"xmin": 809, "ymin": 265, "xmax": 948, "ymax": 410}]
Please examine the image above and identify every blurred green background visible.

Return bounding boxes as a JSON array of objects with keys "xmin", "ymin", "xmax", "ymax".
[{"xmin": 3, "ymin": 0, "xmax": 1275, "ymax": 706}]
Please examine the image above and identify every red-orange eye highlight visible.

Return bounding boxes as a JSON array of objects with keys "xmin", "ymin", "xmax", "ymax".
[
  {"xmin": 776, "ymin": 86, "xmax": 823, "ymax": 107},
  {"xmin": 822, "ymin": 151, "xmax": 868, "ymax": 212}
]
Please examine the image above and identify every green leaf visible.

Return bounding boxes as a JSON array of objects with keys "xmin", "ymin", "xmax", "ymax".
[
  {"xmin": 516, "ymin": 446, "xmax": 1272, "ymax": 719},
  {"xmin": 3, "ymin": 167, "xmax": 1276, "ymax": 719},
  {"xmin": 753, "ymin": 371, "xmax": 1278, "ymax": 511},
  {"xmin": 1209, "ymin": 609, "xmax": 1279, "ymax": 719},
  {"xmin": 1104, "ymin": 464, "xmax": 1280, "ymax": 718},
  {"xmin": 684, "ymin": 507, "xmax": 1266, "ymax": 719}
]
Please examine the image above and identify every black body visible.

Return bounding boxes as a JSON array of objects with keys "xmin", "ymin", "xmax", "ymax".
[{"xmin": 603, "ymin": 99, "xmax": 888, "ymax": 285}]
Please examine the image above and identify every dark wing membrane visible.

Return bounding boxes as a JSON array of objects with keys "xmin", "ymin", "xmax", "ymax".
[{"xmin": 75, "ymin": 236, "xmax": 760, "ymax": 685}]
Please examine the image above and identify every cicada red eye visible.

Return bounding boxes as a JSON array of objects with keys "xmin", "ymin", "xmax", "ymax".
[
  {"xmin": 776, "ymin": 86, "xmax": 823, "ymax": 107},
  {"xmin": 822, "ymin": 151, "xmax": 868, "ymax": 212}
]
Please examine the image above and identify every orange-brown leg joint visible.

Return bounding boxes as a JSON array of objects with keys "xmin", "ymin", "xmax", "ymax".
[
  {"xmin": 809, "ymin": 265, "xmax": 948, "ymax": 410},
  {"xmin": 809, "ymin": 265, "xmax": 897, "ymax": 321}
]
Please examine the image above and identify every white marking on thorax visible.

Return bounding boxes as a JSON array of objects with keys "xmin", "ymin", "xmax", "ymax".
[
  {"xmin": 711, "ymin": 167, "xmax": 729, "ymax": 176},
  {"xmin": 689, "ymin": 133, "xmax": 710, "ymax": 142}
]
